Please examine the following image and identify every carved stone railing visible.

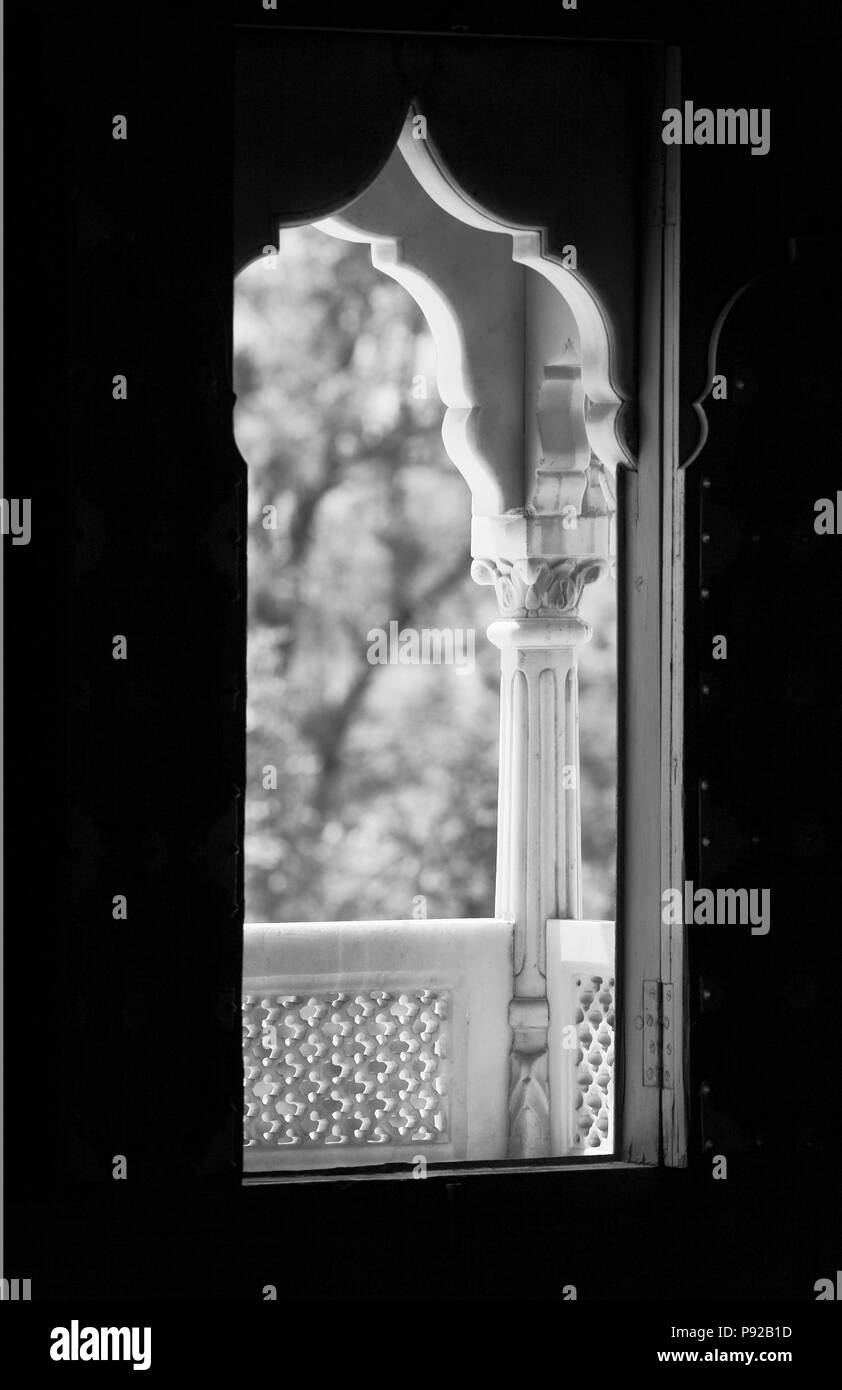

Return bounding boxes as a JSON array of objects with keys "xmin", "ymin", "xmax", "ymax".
[
  {"xmin": 243, "ymin": 919, "xmax": 513, "ymax": 1171},
  {"xmin": 547, "ymin": 919, "xmax": 616, "ymax": 1157},
  {"xmin": 243, "ymin": 916, "xmax": 614, "ymax": 1171}
]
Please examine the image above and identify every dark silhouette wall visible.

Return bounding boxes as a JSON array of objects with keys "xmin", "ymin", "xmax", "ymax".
[{"xmin": 5, "ymin": 2, "xmax": 839, "ymax": 1305}]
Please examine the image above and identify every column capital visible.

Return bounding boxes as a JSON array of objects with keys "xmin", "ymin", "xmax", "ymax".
[
  {"xmin": 471, "ymin": 508, "xmax": 613, "ymax": 619},
  {"xmin": 471, "ymin": 554, "xmax": 607, "ymax": 620}
]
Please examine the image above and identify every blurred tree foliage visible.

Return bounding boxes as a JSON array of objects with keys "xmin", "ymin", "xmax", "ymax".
[{"xmin": 234, "ymin": 226, "xmax": 616, "ymax": 924}]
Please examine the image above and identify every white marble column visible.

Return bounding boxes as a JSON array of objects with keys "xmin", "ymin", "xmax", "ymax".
[{"xmin": 473, "ymin": 517, "xmax": 610, "ymax": 1158}]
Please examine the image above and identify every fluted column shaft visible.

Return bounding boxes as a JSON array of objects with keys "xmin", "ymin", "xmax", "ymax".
[
  {"xmin": 490, "ymin": 616, "xmax": 591, "ymax": 986},
  {"xmin": 488, "ymin": 615, "xmax": 592, "ymax": 1158}
]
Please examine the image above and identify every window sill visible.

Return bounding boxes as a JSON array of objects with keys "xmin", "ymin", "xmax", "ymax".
[{"xmin": 242, "ymin": 1155, "xmax": 653, "ymax": 1188}]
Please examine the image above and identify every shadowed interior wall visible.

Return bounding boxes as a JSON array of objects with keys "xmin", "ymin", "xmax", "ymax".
[{"xmin": 4, "ymin": 5, "xmax": 839, "ymax": 1299}]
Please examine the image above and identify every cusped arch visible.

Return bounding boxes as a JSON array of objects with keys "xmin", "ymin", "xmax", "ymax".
[
  {"xmin": 681, "ymin": 271, "xmax": 764, "ymax": 470},
  {"xmin": 397, "ymin": 111, "xmax": 630, "ymax": 477},
  {"xmin": 312, "ymin": 109, "xmax": 632, "ymax": 531}
]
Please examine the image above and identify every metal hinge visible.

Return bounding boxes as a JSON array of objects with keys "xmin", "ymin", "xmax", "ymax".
[{"xmin": 643, "ymin": 980, "xmax": 674, "ymax": 1088}]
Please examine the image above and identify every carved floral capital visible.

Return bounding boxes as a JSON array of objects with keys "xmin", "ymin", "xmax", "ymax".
[{"xmin": 471, "ymin": 555, "xmax": 607, "ymax": 618}]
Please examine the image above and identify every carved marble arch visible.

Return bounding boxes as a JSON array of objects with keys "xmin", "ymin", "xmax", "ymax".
[{"xmin": 313, "ymin": 107, "xmax": 633, "ymax": 612}]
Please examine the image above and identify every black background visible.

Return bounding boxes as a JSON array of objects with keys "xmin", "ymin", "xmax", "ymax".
[{"xmin": 3, "ymin": 0, "xmax": 841, "ymax": 1345}]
